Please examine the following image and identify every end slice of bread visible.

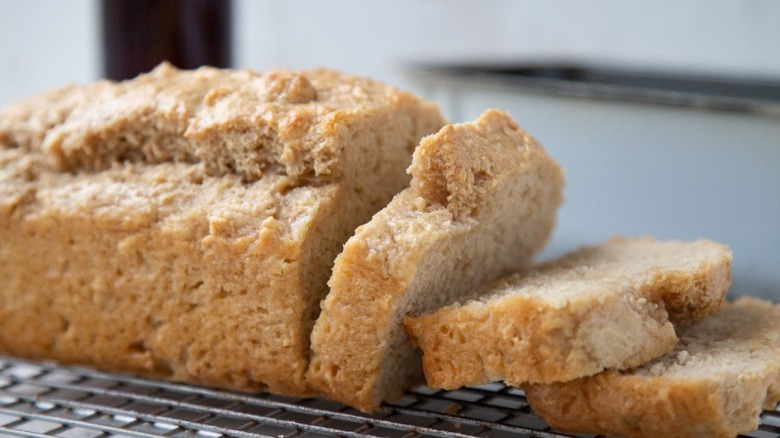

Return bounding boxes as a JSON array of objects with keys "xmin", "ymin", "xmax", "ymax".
[
  {"xmin": 306, "ymin": 109, "xmax": 564, "ymax": 412},
  {"xmin": 404, "ymin": 237, "xmax": 732, "ymax": 389},
  {"xmin": 524, "ymin": 297, "xmax": 780, "ymax": 438}
]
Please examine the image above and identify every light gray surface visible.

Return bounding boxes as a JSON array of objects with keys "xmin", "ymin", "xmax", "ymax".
[{"xmin": 413, "ymin": 74, "xmax": 780, "ymax": 300}]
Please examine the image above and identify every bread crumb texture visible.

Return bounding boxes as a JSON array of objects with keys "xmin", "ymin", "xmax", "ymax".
[
  {"xmin": 524, "ymin": 297, "xmax": 780, "ymax": 438},
  {"xmin": 0, "ymin": 63, "xmax": 445, "ymax": 396},
  {"xmin": 307, "ymin": 109, "xmax": 564, "ymax": 412},
  {"xmin": 404, "ymin": 236, "xmax": 732, "ymax": 389}
]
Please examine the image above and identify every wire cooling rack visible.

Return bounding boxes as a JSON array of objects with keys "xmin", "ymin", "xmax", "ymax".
[{"xmin": 0, "ymin": 355, "xmax": 777, "ymax": 438}]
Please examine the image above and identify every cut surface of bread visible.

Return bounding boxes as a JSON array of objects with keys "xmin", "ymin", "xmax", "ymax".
[
  {"xmin": 0, "ymin": 63, "xmax": 444, "ymax": 396},
  {"xmin": 307, "ymin": 109, "xmax": 565, "ymax": 412},
  {"xmin": 404, "ymin": 236, "xmax": 732, "ymax": 389},
  {"xmin": 524, "ymin": 297, "xmax": 780, "ymax": 438}
]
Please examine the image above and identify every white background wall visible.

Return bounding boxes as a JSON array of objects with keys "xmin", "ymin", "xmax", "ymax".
[
  {"xmin": 1, "ymin": 0, "xmax": 779, "ymax": 297},
  {"xmin": 2, "ymin": 0, "xmax": 780, "ymax": 105},
  {"xmin": 0, "ymin": 0, "xmax": 97, "ymax": 106},
  {"xmin": 234, "ymin": 0, "xmax": 780, "ymax": 89}
]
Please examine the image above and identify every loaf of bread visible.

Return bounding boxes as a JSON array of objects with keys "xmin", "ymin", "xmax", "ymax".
[
  {"xmin": 404, "ymin": 237, "xmax": 732, "ymax": 389},
  {"xmin": 307, "ymin": 109, "xmax": 565, "ymax": 412},
  {"xmin": 0, "ymin": 63, "xmax": 445, "ymax": 396},
  {"xmin": 524, "ymin": 297, "xmax": 780, "ymax": 438}
]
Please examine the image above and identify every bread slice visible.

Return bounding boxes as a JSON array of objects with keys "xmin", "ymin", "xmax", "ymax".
[
  {"xmin": 0, "ymin": 63, "xmax": 444, "ymax": 396},
  {"xmin": 306, "ymin": 109, "xmax": 565, "ymax": 412},
  {"xmin": 524, "ymin": 297, "xmax": 780, "ymax": 438},
  {"xmin": 404, "ymin": 237, "xmax": 732, "ymax": 389}
]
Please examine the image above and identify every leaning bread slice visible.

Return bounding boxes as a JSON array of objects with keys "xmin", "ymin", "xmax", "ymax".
[
  {"xmin": 404, "ymin": 237, "xmax": 731, "ymax": 389},
  {"xmin": 0, "ymin": 64, "xmax": 444, "ymax": 396},
  {"xmin": 307, "ymin": 109, "xmax": 565, "ymax": 412},
  {"xmin": 524, "ymin": 297, "xmax": 780, "ymax": 438}
]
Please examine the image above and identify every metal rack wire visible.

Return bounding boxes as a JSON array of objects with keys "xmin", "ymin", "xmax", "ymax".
[{"xmin": 0, "ymin": 355, "xmax": 777, "ymax": 437}]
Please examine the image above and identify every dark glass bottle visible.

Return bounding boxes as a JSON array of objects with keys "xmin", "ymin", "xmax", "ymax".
[{"xmin": 101, "ymin": 0, "xmax": 232, "ymax": 80}]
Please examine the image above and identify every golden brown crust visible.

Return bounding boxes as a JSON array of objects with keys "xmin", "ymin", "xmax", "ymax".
[
  {"xmin": 524, "ymin": 298, "xmax": 780, "ymax": 438},
  {"xmin": 307, "ymin": 109, "xmax": 564, "ymax": 411},
  {"xmin": 404, "ymin": 237, "xmax": 732, "ymax": 389},
  {"xmin": 527, "ymin": 375, "xmax": 735, "ymax": 438},
  {"xmin": 1, "ymin": 157, "xmax": 315, "ymax": 393},
  {"xmin": 0, "ymin": 62, "xmax": 440, "ymax": 184},
  {"xmin": 0, "ymin": 66, "xmax": 445, "ymax": 396}
]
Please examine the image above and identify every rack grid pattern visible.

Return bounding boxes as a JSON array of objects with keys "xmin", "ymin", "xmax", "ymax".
[{"xmin": 0, "ymin": 355, "xmax": 777, "ymax": 437}]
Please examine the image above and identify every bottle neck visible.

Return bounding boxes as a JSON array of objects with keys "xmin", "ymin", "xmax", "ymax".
[{"xmin": 101, "ymin": 0, "xmax": 232, "ymax": 81}]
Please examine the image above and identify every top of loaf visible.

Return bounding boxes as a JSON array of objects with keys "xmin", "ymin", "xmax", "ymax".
[{"xmin": 0, "ymin": 62, "xmax": 439, "ymax": 183}]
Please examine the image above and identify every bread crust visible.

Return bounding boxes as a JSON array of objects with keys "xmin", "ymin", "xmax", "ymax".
[
  {"xmin": 307, "ymin": 109, "xmax": 565, "ymax": 411},
  {"xmin": 0, "ymin": 62, "xmax": 440, "ymax": 184},
  {"xmin": 0, "ymin": 65, "xmax": 444, "ymax": 396},
  {"xmin": 404, "ymin": 237, "xmax": 732, "ymax": 389},
  {"xmin": 524, "ymin": 297, "xmax": 780, "ymax": 438}
]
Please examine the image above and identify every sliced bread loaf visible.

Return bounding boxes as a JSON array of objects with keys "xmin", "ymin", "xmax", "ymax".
[
  {"xmin": 0, "ymin": 63, "xmax": 444, "ymax": 396},
  {"xmin": 524, "ymin": 297, "xmax": 780, "ymax": 438},
  {"xmin": 404, "ymin": 237, "xmax": 732, "ymax": 389},
  {"xmin": 306, "ymin": 109, "xmax": 565, "ymax": 412}
]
